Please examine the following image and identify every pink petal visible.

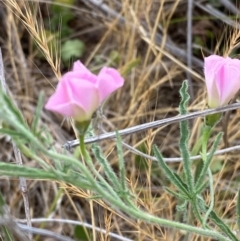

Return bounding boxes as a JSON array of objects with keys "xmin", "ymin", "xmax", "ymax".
[
  {"xmin": 204, "ymin": 55, "xmax": 225, "ymax": 107},
  {"xmin": 73, "ymin": 60, "xmax": 91, "ymax": 74},
  {"xmin": 97, "ymin": 67, "xmax": 124, "ymax": 102},
  {"xmin": 45, "ymin": 75, "xmax": 100, "ymax": 121},
  {"xmin": 216, "ymin": 58, "xmax": 240, "ymax": 106},
  {"xmin": 45, "ymin": 61, "xmax": 125, "ymax": 121},
  {"xmin": 62, "ymin": 71, "xmax": 98, "ymax": 85}
]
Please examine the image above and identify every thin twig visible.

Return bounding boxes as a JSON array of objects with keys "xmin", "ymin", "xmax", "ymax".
[
  {"xmin": 0, "ymin": 48, "xmax": 32, "ymax": 239},
  {"xmin": 219, "ymin": 0, "xmax": 240, "ymax": 15},
  {"xmin": 0, "ymin": 49, "xmax": 6, "ymax": 92},
  {"xmin": 117, "ymin": 141, "xmax": 240, "ymax": 163},
  {"xmin": 17, "ymin": 223, "xmax": 75, "ymax": 241},
  {"xmin": 98, "ymin": 120, "xmax": 240, "ymax": 163},
  {"xmin": 0, "ymin": 207, "xmax": 31, "ymax": 241},
  {"xmin": 17, "ymin": 218, "xmax": 134, "ymax": 241},
  {"xmin": 195, "ymin": 2, "xmax": 240, "ymax": 29},
  {"xmin": 63, "ymin": 101, "xmax": 240, "ymax": 149}
]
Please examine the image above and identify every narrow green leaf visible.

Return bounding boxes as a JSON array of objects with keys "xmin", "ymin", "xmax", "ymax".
[
  {"xmin": 31, "ymin": 91, "xmax": 44, "ymax": 135},
  {"xmin": 153, "ymin": 145, "xmax": 190, "ymax": 198},
  {"xmin": 2, "ymin": 93, "xmax": 26, "ymax": 127},
  {"xmin": 209, "ymin": 209, "xmax": 238, "ymax": 241},
  {"xmin": 91, "ymin": 142, "xmax": 122, "ymax": 191},
  {"xmin": 0, "ymin": 128, "xmax": 27, "ymax": 140},
  {"xmin": 164, "ymin": 187, "xmax": 188, "ymax": 200},
  {"xmin": 0, "ymin": 162, "xmax": 94, "ymax": 190},
  {"xmin": 179, "ymin": 80, "xmax": 194, "ymax": 195},
  {"xmin": 116, "ymin": 131, "xmax": 127, "ymax": 193},
  {"xmin": 74, "ymin": 225, "xmax": 91, "ymax": 241},
  {"xmin": 195, "ymin": 132, "xmax": 222, "ymax": 190},
  {"xmin": 194, "ymin": 159, "xmax": 203, "ymax": 184},
  {"xmin": 201, "ymin": 125, "xmax": 212, "ymax": 161},
  {"xmin": 195, "ymin": 181, "xmax": 208, "ymax": 194},
  {"xmin": 0, "ymin": 163, "xmax": 56, "ymax": 180}
]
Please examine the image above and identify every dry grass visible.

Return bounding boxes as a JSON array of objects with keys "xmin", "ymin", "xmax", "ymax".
[{"xmin": 0, "ymin": 0, "xmax": 240, "ymax": 240}]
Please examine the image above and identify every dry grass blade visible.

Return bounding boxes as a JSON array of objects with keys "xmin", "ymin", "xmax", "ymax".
[{"xmin": 2, "ymin": 0, "xmax": 61, "ymax": 79}]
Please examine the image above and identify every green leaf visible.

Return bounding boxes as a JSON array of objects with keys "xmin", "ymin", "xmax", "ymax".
[
  {"xmin": 209, "ymin": 209, "xmax": 238, "ymax": 241},
  {"xmin": 195, "ymin": 181, "xmax": 208, "ymax": 195},
  {"xmin": 179, "ymin": 80, "xmax": 194, "ymax": 194},
  {"xmin": 31, "ymin": 91, "xmax": 44, "ymax": 135},
  {"xmin": 116, "ymin": 131, "xmax": 127, "ymax": 193},
  {"xmin": 194, "ymin": 159, "xmax": 203, "ymax": 184},
  {"xmin": 165, "ymin": 187, "xmax": 188, "ymax": 200},
  {"xmin": 0, "ymin": 128, "xmax": 27, "ymax": 140},
  {"xmin": 195, "ymin": 132, "xmax": 222, "ymax": 190},
  {"xmin": 61, "ymin": 39, "xmax": 85, "ymax": 64},
  {"xmin": 0, "ymin": 162, "xmax": 56, "ymax": 180},
  {"xmin": 74, "ymin": 225, "xmax": 91, "ymax": 241},
  {"xmin": 91, "ymin": 142, "xmax": 122, "ymax": 191},
  {"xmin": 2, "ymin": 93, "xmax": 27, "ymax": 127},
  {"xmin": 153, "ymin": 145, "xmax": 190, "ymax": 198}
]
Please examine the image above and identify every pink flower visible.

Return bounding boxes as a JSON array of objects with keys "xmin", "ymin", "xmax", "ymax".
[
  {"xmin": 204, "ymin": 55, "xmax": 240, "ymax": 108},
  {"xmin": 45, "ymin": 61, "xmax": 124, "ymax": 121}
]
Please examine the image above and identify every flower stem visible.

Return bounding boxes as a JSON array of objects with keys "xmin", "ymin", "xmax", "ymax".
[{"xmin": 79, "ymin": 134, "xmax": 91, "ymax": 162}]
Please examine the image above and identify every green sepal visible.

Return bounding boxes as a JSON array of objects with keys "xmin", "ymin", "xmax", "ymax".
[
  {"xmin": 205, "ymin": 113, "xmax": 222, "ymax": 128},
  {"xmin": 75, "ymin": 120, "xmax": 91, "ymax": 136}
]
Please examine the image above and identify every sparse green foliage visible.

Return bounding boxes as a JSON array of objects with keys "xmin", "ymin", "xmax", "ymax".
[
  {"xmin": 179, "ymin": 80, "xmax": 194, "ymax": 195},
  {"xmin": 0, "ymin": 84, "xmax": 233, "ymax": 241},
  {"xmin": 74, "ymin": 226, "xmax": 91, "ymax": 241},
  {"xmin": 1, "ymin": 1, "xmax": 240, "ymax": 240}
]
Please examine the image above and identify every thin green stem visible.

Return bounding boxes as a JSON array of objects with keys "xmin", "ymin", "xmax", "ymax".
[
  {"xmin": 201, "ymin": 126, "xmax": 211, "ymax": 162},
  {"xmin": 79, "ymin": 134, "xmax": 91, "ymax": 162},
  {"xmin": 192, "ymin": 200, "xmax": 203, "ymax": 225},
  {"xmin": 200, "ymin": 125, "xmax": 214, "ymax": 228},
  {"xmin": 78, "ymin": 135, "xmax": 121, "ymax": 201},
  {"xmin": 203, "ymin": 169, "xmax": 214, "ymax": 227}
]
